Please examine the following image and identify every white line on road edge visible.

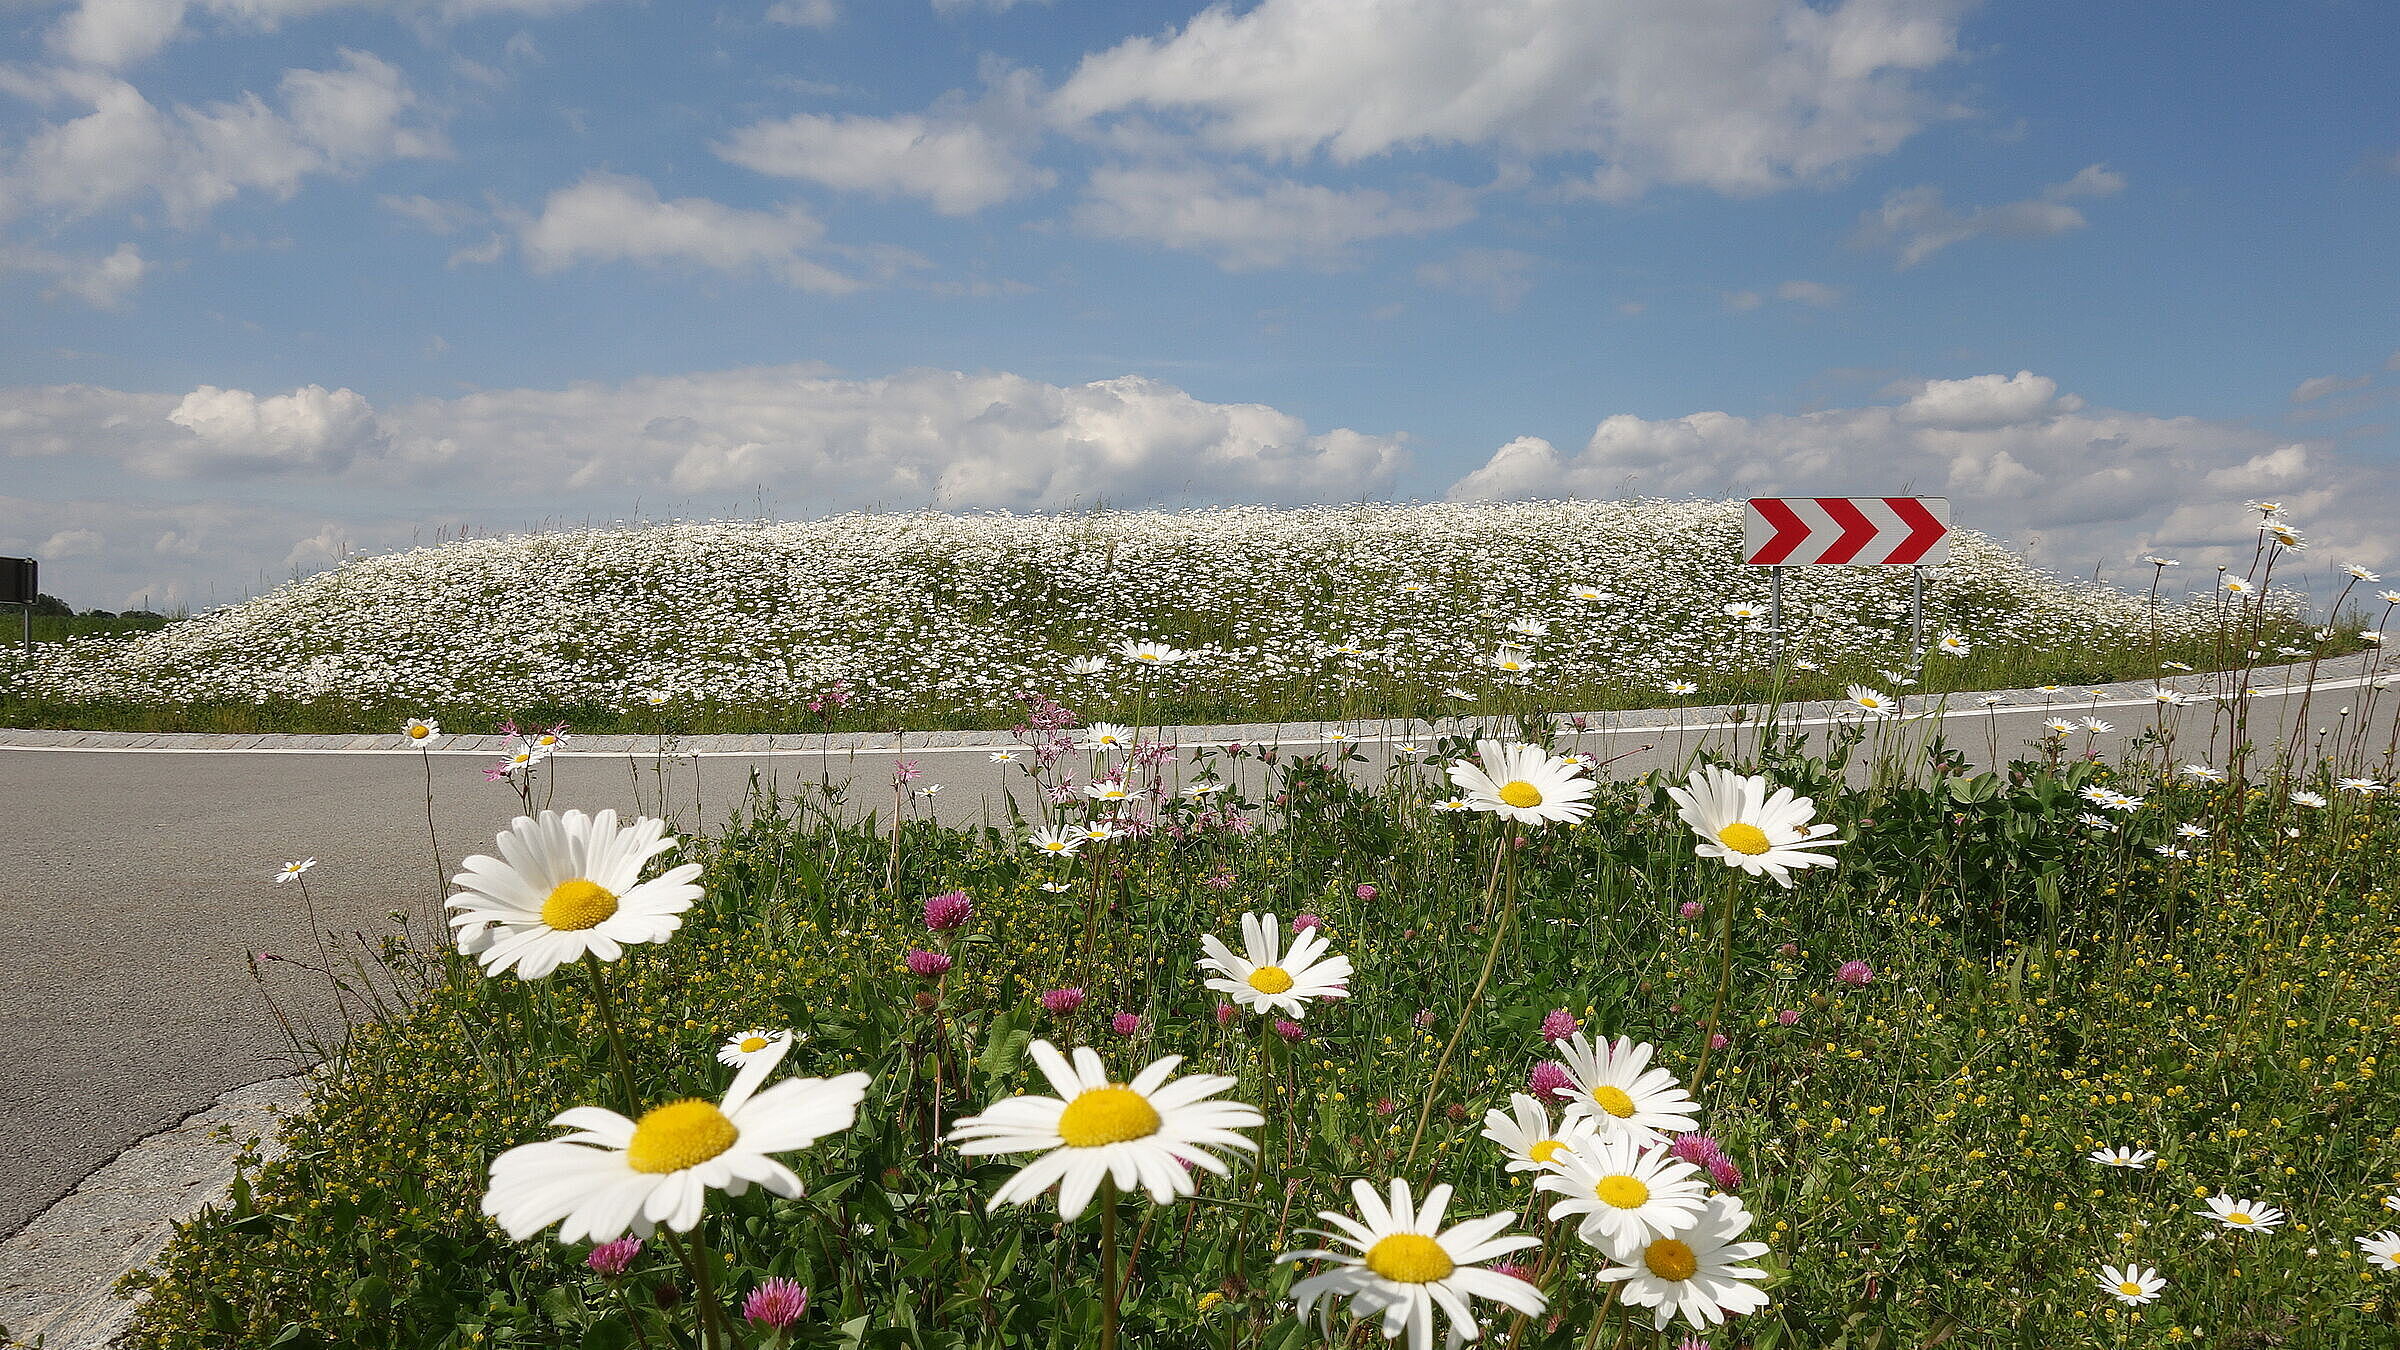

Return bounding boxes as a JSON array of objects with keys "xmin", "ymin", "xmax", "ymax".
[{"xmin": 1, "ymin": 671, "xmax": 2383, "ymax": 758}]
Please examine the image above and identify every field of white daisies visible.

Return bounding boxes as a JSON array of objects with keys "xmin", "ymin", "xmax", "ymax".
[{"xmin": 0, "ymin": 498, "xmax": 2343, "ymax": 734}]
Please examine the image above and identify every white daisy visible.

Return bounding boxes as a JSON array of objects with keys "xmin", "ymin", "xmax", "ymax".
[
  {"xmin": 1445, "ymin": 739, "xmax": 1594, "ymax": 826},
  {"xmin": 1478, "ymin": 1093, "xmax": 1599, "ymax": 1175},
  {"xmin": 2180, "ymin": 763, "xmax": 2223, "ymax": 782},
  {"xmin": 2339, "ymin": 777, "xmax": 2385, "ymax": 795},
  {"xmin": 1432, "ymin": 797, "xmax": 1473, "ymax": 812},
  {"xmin": 2099, "ymin": 1263, "xmax": 2165, "ymax": 1305},
  {"xmin": 2199, "ymin": 1194, "xmax": 2284, "ymax": 1233},
  {"xmin": 274, "ymin": 858, "xmax": 317, "ymax": 884},
  {"xmin": 947, "ymin": 1041, "xmax": 1261, "ymax": 1220},
  {"xmin": 989, "ymin": 749, "xmax": 1023, "ymax": 764},
  {"xmin": 1721, "ymin": 603, "xmax": 1764, "ymax": 620},
  {"xmin": 1277, "ymin": 1178, "xmax": 1545, "ymax": 1350},
  {"xmin": 2044, "ymin": 718, "xmax": 2078, "ymax": 736},
  {"xmin": 1039, "ymin": 881, "xmax": 1073, "ymax": 893},
  {"xmin": 2088, "ymin": 1146, "xmax": 2154, "ymax": 1169},
  {"xmin": 1198, "ymin": 912, "xmax": 1352, "ymax": 1019},
  {"xmin": 1844, "ymin": 685, "xmax": 1896, "ymax": 716},
  {"xmin": 1536, "ymin": 1133, "xmax": 1710, "ymax": 1251},
  {"xmin": 1084, "ymin": 780, "xmax": 1137, "ymax": 804},
  {"xmin": 643, "ymin": 691, "xmax": 671, "ymax": 707},
  {"xmin": 1064, "ymin": 656, "xmax": 1109, "ymax": 677},
  {"xmin": 483, "ymin": 1035, "xmax": 867, "ymax": 1243},
  {"xmin": 1118, "ymin": 641, "xmax": 1190, "ymax": 666},
  {"xmin": 2383, "ymin": 1191, "xmax": 2400, "ymax": 1212},
  {"xmin": 2077, "ymin": 812, "xmax": 2114, "ymax": 830},
  {"xmin": 2290, "ymin": 791, "xmax": 2328, "ymax": 808},
  {"xmin": 2080, "ymin": 717, "xmax": 2112, "ymax": 734},
  {"xmin": 2347, "ymin": 564, "xmax": 2381, "ymax": 582},
  {"xmin": 1550, "ymin": 1033, "xmax": 1699, "ymax": 1147},
  {"xmin": 2357, "ymin": 1230, "xmax": 2400, "ymax": 1272},
  {"xmin": 1182, "ymin": 780, "xmax": 1229, "ymax": 799},
  {"xmin": 717, "ymin": 1028, "xmax": 794, "ymax": 1068},
  {"xmin": 2150, "ymin": 688, "xmax": 2192, "ymax": 706},
  {"xmin": 1935, "ymin": 632, "xmax": 1970, "ymax": 656},
  {"xmin": 1489, "ymin": 648, "xmax": 1536, "ymax": 674},
  {"xmin": 1077, "ymin": 823, "xmax": 1118, "ymax": 845},
  {"xmin": 1027, "ymin": 825, "xmax": 1084, "ymax": 857},
  {"xmin": 1593, "ymin": 1193, "xmax": 1773, "ymax": 1332},
  {"xmin": 1665, "ymin": 765, "xmax": 1844, "ymax": 888},
  {"xmin": 1664, "ymin": 680, "xmax": 1698, "ymax": 696},
  {"xmin": 1085, "ymin": 723, "xmax": 1135, "ymax": 751},
  {"xmin": 1570, "ymin": 586, "xmax": 1608, "ymax": 601},
  {"xmin": 402, "ymin": 718, "xmax": 442, "ymax": 746},
  {"xmin": 444, "ymin": 809, "xmax": 704, "ymax": 981},
  {"xmin": 1509, "ymin": 618, "xmax": 1551, "ymax": 639}
]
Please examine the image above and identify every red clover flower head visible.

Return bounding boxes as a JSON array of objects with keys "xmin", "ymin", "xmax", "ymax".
[
  {"xmin": 742, "ymin": 1277, "xmax": 809, "ymax": 1330},
  {"xmin": 586, "ymin": 1236, "xmax": 642, "ymax": 1277},
  {"xmin": 905, "ymin": 949, "xmax": 952, "ymax": 979},
  {"xmin": 1539, "ymin": 1008, "xmax": 1579, "ymax": 1040},
  {"xmin": 1040, "ymin": 986, "xmax": 1086, "ymax": 1015},
  {"xmin": 922, "ymin": 889, "xmax": 973, "ymax": 931},
  {"xmin": 1836, "ymin": 959, "xmax": 1875, "ymax": 987}
]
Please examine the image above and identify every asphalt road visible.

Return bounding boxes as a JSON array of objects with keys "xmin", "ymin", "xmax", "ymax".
[{"xmin": 3, "ymin": 654, "xmax": 2393, "ymax": 1240}]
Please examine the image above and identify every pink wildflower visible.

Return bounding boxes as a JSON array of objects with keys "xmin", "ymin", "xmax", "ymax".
[
  {"xmin": 1777, "ymin": 1008, "xmax": 1802, "ymax": 1026},
  {"xmin": 1413, "ymin": 1008, "xmax": 1438, "ymax": 1031},
  {"xmin": 905, "ymin": 949, "xmax": 952, "ymax": 979},
  {"xmin": 1707, "ymin": 1032, "xmax": 1728, "ymax": 1051},
  {"xmin": 922, "ymin": 889, "xmax": 973, "ymax": 931},
  {"xmin": 1273, "ymin": 1019, "xmax": 1304, "ymax": 1042},
  {"xmin": 1494, "ymin": 1261, "xmax": 1536, "ymax": 1282},
  {"xmin": 742, "ymin": 1277, "xmax": 808, "ymax": 1330},
  {"xmin": 1836, "ymin": 959, "xmax": 1874, "ymax": 987},
  {"xmin": 1680, "ymin": 899, "xmax": 1705, "ymax": 919},
  {"xmin": 1201, "ymin": 869, "xmax": 1237, "ymax": 890},
  {"xmin": 1040, "ymin": 987, "xmax": 1086, "ymax": 1015},
  {"xmin": 893, "ymin": 759, "xmax": 923, "ymax": 785},
  {"xmin": 586, "ymin": 1236, "xmax": 642, "ymax": 1277},
  {"xmin": 1215, "ymin": 1002, "xmax": 1237, "ymax": 1027},
  {"xmin": 1354, "ymin": 883, "xmax": 1379, "ymax": 901},
  {"xmin": 1668, "ymin": 1133, "xmax": 1727, "ymax": 1169},
  {"xmin": 1539, "ymin": 1009, "xmax": 1579, "ymax": 1040},
  {"xmin": 1292, "ymin": 914, "xmax": 1323, "ymax": 932},
  {"xmin": 1112, "ymin": 1012, "xmax": 1143, "ymax": 1036},
  {"xmin": 1708, "ymin": 1157, "xmax": 1744, "ymax": 1190},
  {"xmin": 1529, "ymin": 1061, "xmax": 1573, "ymax": 1100}
]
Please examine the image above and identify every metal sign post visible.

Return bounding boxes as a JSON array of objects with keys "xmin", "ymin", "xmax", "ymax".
[
  {"xmin": 1743, "ymin": 498, "xmax": 1949, "ymax": 665},
  {"xmin": 1769, "ymin": 564, "xmax": 1785, "ymax": 672},
  {"xmin": 1911, "ymin": 564, "xmax": 1925, "ymax": 654}
]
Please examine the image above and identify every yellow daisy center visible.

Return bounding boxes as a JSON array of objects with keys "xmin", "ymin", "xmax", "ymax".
[
  {"xmin": 739, "ymin": 1036, "xmax": 769, "ymax": 1053},
  {"xmin": 1498, "ymin": 780, "xmax": 1544, "ymax": 808},
  {"xmin": 1248, "ymin": 966, "xmax": 1296, "ymax": 994},
  {"xmin": 408, "ymin": 725, "xmax": 430, "ymax": 738},
  {"xmin": 1642, "ymin": 1238, "xmax": 1699, "ymax": 1283},
  {"xmin": 2225, "ymin": 1212, "xmax": 2253, "ymax": 1225},
  {"xmin": 2118, "ymin": 1281, "xmax": 2144, "ymax": 1296},
  {"xmin": 1595, "ymin": 1175, "xmax": 1651, "ymax": 1209},
  {"xmin": 1527, "ymin": 1139, "xmax": 1567, "ymax": 1164},
  {"xmin": 542, "ymin": 878, "xmax": 619, "ymax": 931},
  {"xmin": 624, "ymin": 1099, "xmax": 739, "ymax": 1174},
  {"xmin": 1056, "ymin": 1085, "xmax": 1162, "ymax": 1148},
  {"xmin": 1591, "ymin": 1085, "xmax": 1638, "ymax": 1119},
  {"xmin": 1363, "ymin": 1233, "xmax": 1454, "ymax": 1284},
  {"xmin": 1715, "ymin": 822, "xmax": 1773, "ymax": 856}
]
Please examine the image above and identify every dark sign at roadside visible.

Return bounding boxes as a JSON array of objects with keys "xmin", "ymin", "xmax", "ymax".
[{"xmin": 0, "ymin": 557, "xmax": 33, "ymax": 607}]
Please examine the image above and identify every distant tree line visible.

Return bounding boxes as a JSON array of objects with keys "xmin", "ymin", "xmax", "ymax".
[{"xmin": 28, "ymin": 593, "xmax": 168, "ymax": 623}]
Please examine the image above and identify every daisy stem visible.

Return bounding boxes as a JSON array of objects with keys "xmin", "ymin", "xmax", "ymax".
[
  {"xmin": 1100, "ymin": 1176, "xmax": 1122, "ymax": 1350},
  {"xmin": 1687, "ymin": 874, "xmax": 1740, "ymax": 1097},
  {"xmin": 1578, "ymin": 1281, "xmax": 1620, "ymax": 1350},
  {"xmin": 581, "ymin": 952, "xmax": 644, "ymax": 1115},
  {"xmin": 1403, "ymin": 825, "xmax": 1515, "ymax": 1175}
]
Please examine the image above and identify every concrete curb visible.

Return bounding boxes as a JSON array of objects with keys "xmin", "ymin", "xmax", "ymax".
[
  {"xmin": 0, "ymin": 1074, "xmax": 312, "ymax": 1350},
  {"xmin": 0, "ymin": 652, "xmax": 2385, "ymax": 757}
]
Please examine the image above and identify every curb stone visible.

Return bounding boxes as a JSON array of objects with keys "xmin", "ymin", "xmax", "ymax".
[{"xmin": 0, "ymin": 1073, "xmax": 315, "ymax": 1350}]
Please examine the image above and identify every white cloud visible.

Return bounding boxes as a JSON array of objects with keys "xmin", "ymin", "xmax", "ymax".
[
  {"xmin": 1049, "ymin": 0, "xmax": 1966, "ymax": 198},
  {"xmin": 511, "ymin": 171, "xmax": 862, "ymax": 293},
  {"xmin": 2293, "ymin": 373, "xmax": 2372, "ymax": 403},
  {"xmin": 2, "ymin": 52, "xmax": 444, "ymax": 227},
  {"xmin": 1776, "ymin": 279, "xmax": 1843, "ymax": 307},
  {"xmin": 161, "ymin": 383, "xmax": 387, "ymax": 475},
  {"xmin": 1855, "ymin": 163, "xmax": 2124, "ymax": 268},
  {"xmin": 39, "ymin": 526, "xmax": 106, "ymax": 559},
  {"xmin": 1071, "ymin": 160, "xmax": 1477, "ymax": 270},
  {"xmin": 1445, "ymin": 371, "xmax": 2397, "ymax": 573},
  {"xmin": 1722, "ymin": 289, "xmax": 1764, "ymax": 312},
  {"xmin": 932, "ymin": 0, "xmax": 1051, "ymax": 11},
  {"xmin": 1414, "ymin": 247, "xmax": 1538, "ymax": 311},
  {"xmin": 763, "ymin": 0, "xmax": 835, "ymax": 27},
  {"xmin": 716, "ymin": 67, "xmax": 1055, "ymax": 215},
  {"xmin": 41, "ymin": 0, "xmax": 614, "ymax": 69},
  {"xmin": 379, "ymin": 192, "xmax": 480, "ymax": 233},
  {"xmin": 0, "ymin": 240, "xmax": 150, "ymax": 309}
]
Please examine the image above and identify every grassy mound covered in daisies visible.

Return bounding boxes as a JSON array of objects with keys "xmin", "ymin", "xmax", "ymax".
[
  {"xmin": 0, "ymin": 499, "xmax": 2334, "ymax": 735},
  {"xmin": 104, "ymin": 720, "xmax": 2400, "ymax": 1350}
]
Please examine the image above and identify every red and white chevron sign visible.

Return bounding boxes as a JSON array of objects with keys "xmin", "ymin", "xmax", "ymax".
[{"xmin": 1744, "ymin": 497, "xmax": 1949, "ymax": 566}]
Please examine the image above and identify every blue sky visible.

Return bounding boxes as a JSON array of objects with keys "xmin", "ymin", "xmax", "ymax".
[{"xmin": 2, "ymin": 0, "xmax": 2396, "ymax": 609}]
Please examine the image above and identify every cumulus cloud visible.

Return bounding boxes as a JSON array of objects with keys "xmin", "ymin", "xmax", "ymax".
[
  {"xmin": 1446, "ymin": 371, "xmax": 2396, "ymax": 575},
  {"xmin": 716, "ymin": 66, "xmax": 1055, "ymax": 215},
  {"xmin": 1776, "ymin": 279, "xmax": 1843, "ymax": 307},
  {"xmin": 511, "ymin": 171, "xmax": 862, "ymax": 292},
  {"xmin": 1071, "ymin": 160, "xmax": 1477, "ymax": 270},
  {"xmin": 1855, "ymin": 163, "xmax": 2125, "ymax": 268},
  {"xmin": 2, "ymin": 51, "xmax": 445, "ymax": 227},
  {"xmin": 42, "ymin": 0, "xmax": 613, "ymax": 69},
  {"xmin": 4, "ymin": 359, "xmax": 1404, "ymax": 522},
  {"xmin": 159, "ymin": 384, "xmax": 387, "ymax": 475},
  {"xmin": 1049, "ymin": 0, "xmax": 1966, "ymax": 198},
  {"xmin": 0, "ymin": 240, "xmax": 149, "ymax": 309}
]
